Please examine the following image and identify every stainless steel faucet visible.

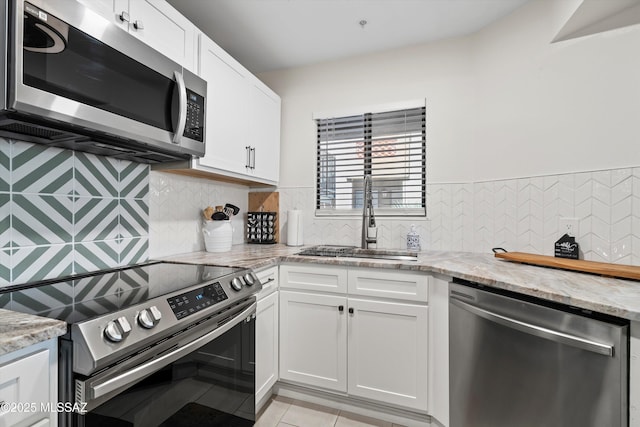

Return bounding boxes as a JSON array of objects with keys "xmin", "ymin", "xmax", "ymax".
[{"xmin": 361, "ymin": 175, "xmax": 377, "ymax": 249}]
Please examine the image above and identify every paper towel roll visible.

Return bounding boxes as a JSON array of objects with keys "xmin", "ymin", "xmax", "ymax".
[{"xmin": 287, "ymin": 210, "xmax": 304, "ymax": 246}]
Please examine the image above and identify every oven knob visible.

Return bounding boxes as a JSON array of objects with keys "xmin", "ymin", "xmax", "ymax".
[
  {"xmin": 104, "ymin": 316, "xmax": 131, "ymax": 343},
  {"xmin": 244, "ymin": 273, "xmax": 255, "ymax": 286},
  {"xmin": 138, "ymin": 307, "xmax": 161, "ymax": 329},
  {"xmin": 231, "ymin": 277, "xmax": 243, "ymax": 291}
]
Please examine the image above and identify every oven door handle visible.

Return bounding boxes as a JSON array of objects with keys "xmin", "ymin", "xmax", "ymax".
[{"xmin": 90, "ymin": 302, "xmax": 256, "ymax": 400}]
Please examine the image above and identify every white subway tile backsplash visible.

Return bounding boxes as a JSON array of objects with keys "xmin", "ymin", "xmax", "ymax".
[
  {"xmin": 148, "ymin": 172, "xmax": 249, "ymax": 258},
  {"xmin": 277, "ymin": 165, "xmax": 640, "ymax": 265}
]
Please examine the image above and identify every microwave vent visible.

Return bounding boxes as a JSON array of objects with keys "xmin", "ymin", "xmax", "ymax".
[
  {"xmin": 133, "ymin": 153, "xmax": 180, "ymax": 162},
  {"xmin": 0, "ymin": 122, "xmax": 68, "ymax": 140}
]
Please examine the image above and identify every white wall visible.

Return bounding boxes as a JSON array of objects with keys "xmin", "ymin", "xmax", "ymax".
[
  {"xmin": 260, "ymin": 36, "xmax": 474, "ymax": 186},
  {"xmin": 260, "ymin": 0, "xmax": 640, "ymax": 185},
  {"xmin": 470, "ymin": 0, "xmax": 640, "ymax": 181},
  {"xmin": 259, "ymin": 0, "xmax": 640, "ymax": 259}
]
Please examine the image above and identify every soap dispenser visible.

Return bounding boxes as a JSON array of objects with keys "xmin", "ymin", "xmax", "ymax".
[{"xmin": 407, "ymin": 224, "xmax": 421, "ymax": 251}]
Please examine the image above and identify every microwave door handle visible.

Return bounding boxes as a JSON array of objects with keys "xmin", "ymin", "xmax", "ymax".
[{"xmin": 172, "ymin": 71, "xmax": 187, "ymax": 144}]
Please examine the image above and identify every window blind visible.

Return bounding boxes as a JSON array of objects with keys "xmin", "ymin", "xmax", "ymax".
[{"xmin": 316, "ymin": 106, "xmax": 426, "ymax": 216}]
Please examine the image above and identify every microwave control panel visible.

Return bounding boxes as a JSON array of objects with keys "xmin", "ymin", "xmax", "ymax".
[{"xmin": 184, "ymin": 89, "xmax": 205, "ymax": 142}]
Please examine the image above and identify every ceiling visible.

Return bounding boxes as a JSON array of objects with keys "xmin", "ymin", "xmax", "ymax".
[{"xmin": 167, "ymin": 0, "xmax": 531, "ymax": 74}]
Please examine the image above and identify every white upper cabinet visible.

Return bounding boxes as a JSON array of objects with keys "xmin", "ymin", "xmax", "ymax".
[
  {"xmin": 194, "ymin": 34, "xmax": 281, "ymax": 186},
  {"xmin": 247, "ymin": 80, "xmax": 281, "ymax": 183},
  {"xmin": 77, "ymin": 0, "xmax": 197, "ymax": 71},
  {"xmin": 198, "ymin": 35, "xmax": 249, "ymax": 175}
]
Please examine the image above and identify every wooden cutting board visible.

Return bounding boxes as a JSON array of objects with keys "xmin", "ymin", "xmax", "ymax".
[{"xmin": 494, "ymin": 251, "xmax": 640, "ymax": 281}]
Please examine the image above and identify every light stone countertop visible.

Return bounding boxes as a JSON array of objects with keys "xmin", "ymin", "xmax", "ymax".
[
  {"xmin": 164, "ymin": 244, "xmax": 640, "ymax": 322},
  {"xmin": 4, "ymin": 242, "xmax": 638, "ymax": 357},
  {"xmin": 0, "ymin": 309, "xmax": 67, "ymax": 356}
]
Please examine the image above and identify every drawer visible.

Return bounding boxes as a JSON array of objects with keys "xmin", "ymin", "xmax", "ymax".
[
  {"xmin": 348, "ymin": 268, "xmax": 428, "ymax": 302},
  {"xmin": 256, "ymin": 266, "xmax": 279, "ymax": 299},
  {"xmin": 280, "ymin": 264, "xmax": 347, "ymax": 293}
]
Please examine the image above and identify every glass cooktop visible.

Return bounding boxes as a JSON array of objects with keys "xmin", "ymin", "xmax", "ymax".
[{"xmin": 0, "ymin": 262, "xmax": 241, "ymax": 324}]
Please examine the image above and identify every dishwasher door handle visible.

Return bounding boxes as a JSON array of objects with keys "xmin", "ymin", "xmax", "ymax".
[{"xmin": 450, "ymin": 298, "xmax": 614, "ymax": 357}]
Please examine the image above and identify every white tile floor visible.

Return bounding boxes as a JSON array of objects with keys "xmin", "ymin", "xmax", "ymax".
[{"xmin": 256, "ymin": 396, "xmax": 408, "ymax": 427}]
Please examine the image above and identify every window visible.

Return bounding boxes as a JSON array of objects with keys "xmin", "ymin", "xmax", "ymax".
[{"xmin": 316, "ymin": 106, "xmax": 426, "ymax": 216}]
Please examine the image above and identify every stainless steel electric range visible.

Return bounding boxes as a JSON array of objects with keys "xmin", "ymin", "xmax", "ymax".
[{"xmin": 1, "ymin": 261, "xmax": 262, "ymax": 427}]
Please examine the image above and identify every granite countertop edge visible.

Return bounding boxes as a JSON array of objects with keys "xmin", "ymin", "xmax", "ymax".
[
  {"xmin": 4, "ymin": 242, "xmax": 638, "ymax": 358},
  {"xmin": 163, "ymin": 244, "xmax": 640, "ymax": 322},
  {"xmin": 0, "ymin": 309, "xmax": 67, "ymax": 356}
]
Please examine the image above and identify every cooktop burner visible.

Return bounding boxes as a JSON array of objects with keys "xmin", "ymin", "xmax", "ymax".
[{"xmin": 0, "ymin": 262, "xmax": 242, "ymax": 323}]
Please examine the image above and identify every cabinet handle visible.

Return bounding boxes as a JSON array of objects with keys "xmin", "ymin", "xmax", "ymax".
[
  {"xmin": 338, "ymin": 305, "xmax": 344, "ymax": 312},
  {"xmin": 119, "ymin": 11, "xmax": 130, "ymax": 22},
  {"xmin": 250, "ymin": 147, "xmax": 256, "ymax": 169},
  {"xmin": 133, "ymin": 20, "xmax": 144, "ymax": 30},
  {"xmin": 348, "ymin": 307, "xmax": 354, "ymax": 314},
  {"xmin": 245, "ymin": 146, "xmax": 251, "ymax": 168}
]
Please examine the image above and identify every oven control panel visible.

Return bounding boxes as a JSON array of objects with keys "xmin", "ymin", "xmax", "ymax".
[{"xmin": 167, "ymin": 282, "xmax": 228, "ymax": 320}]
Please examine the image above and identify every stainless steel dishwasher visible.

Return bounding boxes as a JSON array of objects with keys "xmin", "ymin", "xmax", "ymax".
[{"xmin": 449, "ymin": 280, "xmax": 629, "ymax": 427}]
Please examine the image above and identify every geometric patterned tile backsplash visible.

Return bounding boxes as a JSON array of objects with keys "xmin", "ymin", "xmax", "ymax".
[
  {"xmin": 0, "ymin": 138, "xmax": 149, "ymax": 287},
  {"xmin": 277, "ymin": 166, "xmax": 640, "ymax": 266}
]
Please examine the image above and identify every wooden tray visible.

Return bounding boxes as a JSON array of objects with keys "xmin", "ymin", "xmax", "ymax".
[{"xmin": 493, "ymin": 251, "xmax": 640, "ymax": 281}]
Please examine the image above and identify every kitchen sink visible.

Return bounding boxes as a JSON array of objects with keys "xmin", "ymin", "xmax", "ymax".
[{"xmin": 296, "ymin": 245, "xmax": 418, "ymax": 261}]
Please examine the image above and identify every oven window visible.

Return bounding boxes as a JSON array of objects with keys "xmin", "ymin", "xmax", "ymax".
[
  {"xmin": 22, "ymin": 3, "xmax": 174, "ymax": 132},
  {"xmin": 83, "ymin": 319, "xmax": 255, "ymax": 427}
]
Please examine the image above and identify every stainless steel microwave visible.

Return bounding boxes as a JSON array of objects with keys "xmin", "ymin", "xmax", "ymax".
[{"xmin": 0, "ymin": 0, "xmax": 206, "ymax": 162}]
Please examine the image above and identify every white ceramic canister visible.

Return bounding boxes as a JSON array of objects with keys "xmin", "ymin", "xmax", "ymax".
[{"xmin": 203, "ymin": 220, "xmax": 233, "ymax": 252}]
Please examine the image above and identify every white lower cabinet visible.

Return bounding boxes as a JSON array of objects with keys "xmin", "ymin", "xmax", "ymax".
[
  {"xmin": 428, "ymin": 276, "xmax": 450, "ymax": 427},
  {"xmin": 348, "ymin": 298, "xmax": 428, "ymax": 410},
  {"xmin": 279, "ymin": 264, "xmax": 430, "ymax": 412},
  {"xmin": 0, "ymin": 339, "xmax": 58, "ymax": 427},
  {"xmin": 279, "ymin": 291, "xmax": 347, "ymax": 392},
  {"xmin": 256, "ymin": 291, "xmax": 279, "ymax": 406},
  {"xmin": 255, "ymin": 266, "xmax": 280, "ymax": 409}
]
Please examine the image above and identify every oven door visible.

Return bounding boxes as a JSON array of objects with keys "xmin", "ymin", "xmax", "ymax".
[
  {"xmin": 5, "ymin": 0, "xmax": 205, "ymax": 157},
  {"xmin": 73, "ymin": 301, "xmax": 256, "ymax": 427}
]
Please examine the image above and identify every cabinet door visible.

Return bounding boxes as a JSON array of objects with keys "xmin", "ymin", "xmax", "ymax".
[
  {"xmin": 348, "ymin": 298, "xmax": 428, "ymax": 410},
  {"xmin": 256, "ymin": 291, "xmax": 279, "ymax": 406},
  {"xmin": 279, "ymin": 291, "xmax": 347, "ymax": 392},
  {"xmin": 127, "ymin": 0, "xmax": 197, "ymax": 70},
  {"xmin": 428, "ymin": 277, "xmax": 450, "ymax": 426},
  {"xmin": 0, "ymin": 349, "xmax": 50, "ymax": 427},
  {"xmin": 197, "ymin": 35, "xmax": 250, "ymax": 175},
  {"xmin": 76, "ymin": 0, "xmax": 128, "ymax": 30},
  {"xmin": 247, "ymin": 82, "xmax": 281, "ymax": 183},
  {"xmin": 76, "ymin": 0, "xmax": 196, "ymax": 70}
]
